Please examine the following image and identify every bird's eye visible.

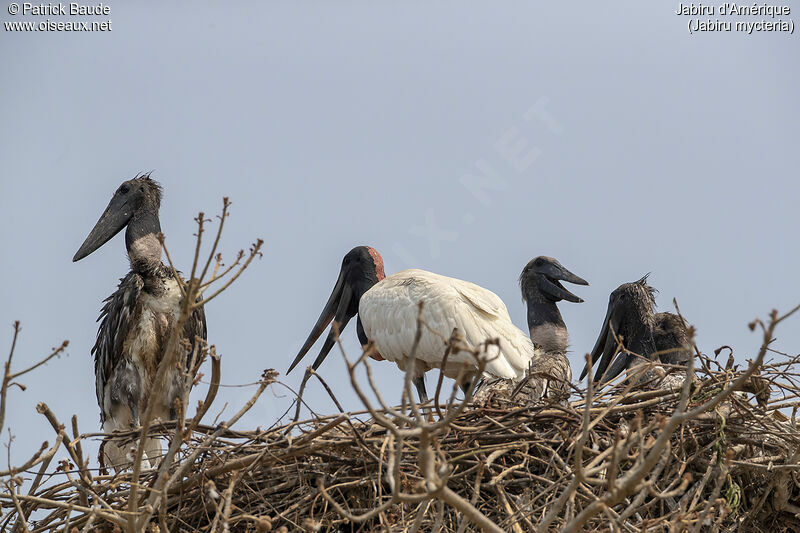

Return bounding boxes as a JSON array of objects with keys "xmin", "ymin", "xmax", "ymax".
[{"xmin": 119, "ymin": 185, "xmax": 130, "ymax": 194}]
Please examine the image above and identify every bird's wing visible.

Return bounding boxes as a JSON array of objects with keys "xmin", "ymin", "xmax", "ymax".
[
  {"xmin": 452, "ymin": 279, "xmax": 510, "ymax": 321},
  {"xmin": 92, "ymin": 271, "xmax": 144, "ymax": 422},
  {"xmin": 449, "ymin": 278, "xmax": 534, "ymax": 379}
]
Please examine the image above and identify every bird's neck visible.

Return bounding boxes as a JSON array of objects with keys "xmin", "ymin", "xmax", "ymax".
[
  {"xmin": 526, "ymin": 301, "xmax": 568, "ymax": 353},
  {"xmin": 624, "ymin": 326, "xmax": 657, "ymax": 361},
  {"xmin": 125, "ymin": 208, "xmax": 163, "ymax": 273}
]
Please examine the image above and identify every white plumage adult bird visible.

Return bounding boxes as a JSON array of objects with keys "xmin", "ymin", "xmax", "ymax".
[{"xmin": 287, "ymin": 246, "xmax": 537, "ymax": 401}]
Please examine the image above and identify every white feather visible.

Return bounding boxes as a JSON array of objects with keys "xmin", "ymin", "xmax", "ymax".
[{"xmin": 359, "ymin": 269, "xmax": 537, "ymax": 382}]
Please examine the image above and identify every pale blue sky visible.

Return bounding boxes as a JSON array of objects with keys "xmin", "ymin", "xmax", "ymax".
[{"xmin": 1, "ymin": 2, "xmax": 798, "ymax": 469}]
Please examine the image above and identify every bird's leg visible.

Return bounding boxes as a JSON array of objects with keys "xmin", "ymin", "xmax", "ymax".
[
  {"xmin": 130, "ymin": 403, "xmax": 141, "ymax": 428},
  {"xmin": 413, "ymin": 374, "xmax": 437, "ymax": 422},
  {"xmin": 414, "ymin": 375, "xmax": 428, "ymax": 404},
  {"xmin": 167, "ymin": 371, "xmax": 184, "ymax": 421}
]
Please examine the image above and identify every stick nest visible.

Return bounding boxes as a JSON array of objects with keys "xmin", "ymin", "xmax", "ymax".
[{"xmin": 3, "ymin": 353, "xmax": 800, "ymax": 533}]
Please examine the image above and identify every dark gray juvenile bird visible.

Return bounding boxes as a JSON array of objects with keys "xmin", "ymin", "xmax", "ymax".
[
  {"xmin": 520, "ymin": 256, "xmax": 589, "ymax": 353},
  {"xmin": 476, "ymin": 256, "xmax": 588, "ymax": 404},
  {"xmin": 74, "ymin": 174, "xmax": 207, "ymax": 470},
  {"xmin": 653, "ymin": 312, "xmax": 693, "ymax": 367},
  {"xmin": 580, "ymin": 275, "xmax": 691, "ymax": 385}
]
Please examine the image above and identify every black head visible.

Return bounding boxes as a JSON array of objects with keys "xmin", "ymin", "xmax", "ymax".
[
  {"xmin": 581, "ymin": 275, "xmax": 658, "ymax": 382},
  {"xmin": 519, "ymin": 256, "xmax": 588, "ymax": 304},
  {"xmin": 73, "ymin": 174, "xmax": 163, "ymax": 262},
  {"xmin": 653, "ymin": 312, "xmax": 692, "ymax": 366},
  {"xmin": 287, "ymin": 246, "xmax": 385, "ymax": 374}
]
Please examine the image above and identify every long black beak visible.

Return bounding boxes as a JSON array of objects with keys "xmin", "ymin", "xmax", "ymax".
[
  {"xmin": 539, "ymin": 264, "xmax": 589, "ymax": 303},
  {"xmin": 73, "ymin": 196, "xmax": 133, "ymax": 262},
  {"xmin": 580, "ymin": 303, "xmax": 622, "ymax": 382},
  {"xmin": 287, "ymin": 268, "xmax": 356, "ymax": 374},
  {"xmin": 599, "ymin": 346, "xmax": 631, "ymax": 383}
]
